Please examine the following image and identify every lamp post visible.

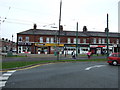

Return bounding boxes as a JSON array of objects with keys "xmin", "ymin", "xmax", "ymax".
[
  {"xmin": 76, "ymin": 22, "xmax": 78, "ymax": 57},
  {"xmin": 106, "ymin": 13, "xmax": 109, "ymax": 57},
  {"xmin": 57, "ymin": 0, "xmax": 62, "ymax": 60}
]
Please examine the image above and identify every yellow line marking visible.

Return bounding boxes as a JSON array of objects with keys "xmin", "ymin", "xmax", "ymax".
[{"xmin": 0, "ymin": 63, "xmax": 54, "ymax": 72}]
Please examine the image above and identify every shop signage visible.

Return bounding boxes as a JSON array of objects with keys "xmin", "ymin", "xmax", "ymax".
[
  {"xmin": 35, "ymin": 43, "xmax": 45, "ymax": 46},
  {"xmin": 18, "ymin": 42, "xmax": 32, "ymax": 45},
  {"xmin": 98, "ymin": 45, "xmax": 106, "ymax": 47},
  {"xmin": 90, "ymin": 45, "xmax": 98, "ymax": 47},
  {"xmin": 35, "ymin": 43, "xmax": 64, "ymax": 47},
  {"xmin": 45, "ymin": 43, "xmax": 64, "ymax": 46}
]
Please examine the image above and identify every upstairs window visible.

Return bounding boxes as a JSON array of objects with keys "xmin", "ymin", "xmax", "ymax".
[
  {"xmin": 117, "ymin": 39, "xmax": 119, "ymax": 44},
  {"xmin": 26, "ymin": 37, "xmax": 29, "ymax": 42},
  {"xmin": 102, "ymin": 38, "xmax": 105, "ymax": 44},
  {"xmin": 83, "ymin": 39, "xmax": 86, "ymax": 43},
  {"xmin": 78, "ymin": 39, "xmax": 80, "ymax": 43},
  {"xmin": 93, "ymin": 38, "xmax": 96, "ymax": 44},
  {"xmin": 73, "ymin": 38, "xmax": 76, "ymax": 44},
  {"xmin": 68, "ymin": 38, "xmax": 71, "ymax": 44},
  {"xmin": 40, "ymin": 37, "xmax": 43, "ymax": 43},
  {"xmin": 99, "ymin": 38, "xmax": 101, "ymax": 44},
  {"xmin": 46, "ymin": 37, "xmax": 49, "ymax": 43},
  {"xmin": 18, "ymin": 37, "xmax": 22, "ymax": 42},
  {"xmin": 51, "ymin": 37, "xmax": 54, "ymax": 43}
]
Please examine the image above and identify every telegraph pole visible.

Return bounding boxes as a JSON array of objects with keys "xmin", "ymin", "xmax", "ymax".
[
  {"xmin": 57, "ymin": 0, "xmax": 62, "ymax": 60},
  {"xmin": 76, "ymin": 22, "xmax": 78, "ymax": 57}
]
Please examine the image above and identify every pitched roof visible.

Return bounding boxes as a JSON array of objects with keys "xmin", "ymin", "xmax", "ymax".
[{"xmin": 17, "ymin": 29, "xmax": 120, "ymax": 37}]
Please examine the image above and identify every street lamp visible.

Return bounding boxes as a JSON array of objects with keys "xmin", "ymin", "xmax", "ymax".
[
  {"xmin": 106, "ymin": 13, "xmax": 109, "ymax": 57},
  {"xmin": 76, "ymin": 22, "xmax": 78, "ymax": 57},
  {"xmin": 57, "ymin": 0, "xmax": 62, "ymax": 60}
]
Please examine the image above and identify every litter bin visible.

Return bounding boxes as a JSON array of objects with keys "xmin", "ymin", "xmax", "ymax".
[{"xmin": 7, "ymin": 51, "xmax": 13, "ymax": 57}]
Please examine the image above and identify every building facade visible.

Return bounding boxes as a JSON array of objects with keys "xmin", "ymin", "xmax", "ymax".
[
  {"xmin": 0, "ymin": 38, "xmax": 16, "ymax": 53},
  {"xmin": 17, "ymin": 25, "xmax": 120, "ymax": 54}
]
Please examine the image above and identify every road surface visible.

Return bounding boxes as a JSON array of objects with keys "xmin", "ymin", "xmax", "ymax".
[{"xmin": 1, "ymin": 61, "xmax": 120, "ymax": 89}]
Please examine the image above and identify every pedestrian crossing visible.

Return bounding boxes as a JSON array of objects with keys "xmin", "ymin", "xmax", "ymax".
[{"xmin": 0, "ymin": 70, "xmax": 16, "ymax": 88}]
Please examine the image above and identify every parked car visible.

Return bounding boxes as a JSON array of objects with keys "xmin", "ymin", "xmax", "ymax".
[{"xmin": 107, "ymin": 53, "xmax": 120, "ymax": 65}]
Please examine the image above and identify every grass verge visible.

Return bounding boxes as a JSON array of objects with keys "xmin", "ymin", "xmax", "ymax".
[{"xmin": 1, "ymin": 58, "xmax": 107, "ymax": 69}]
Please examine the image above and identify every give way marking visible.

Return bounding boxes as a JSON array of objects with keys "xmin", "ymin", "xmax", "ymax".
[{"xmin": 85, "ymin": 65, "xmax": 106, "ymax": 71}]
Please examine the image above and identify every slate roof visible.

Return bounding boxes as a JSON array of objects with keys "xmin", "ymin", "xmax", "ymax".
[{"xmin": 17, "ymin": 29, "xmax": 120, "ymax": 37}]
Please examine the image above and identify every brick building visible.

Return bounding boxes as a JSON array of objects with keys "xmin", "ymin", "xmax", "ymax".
[
  {"xmin": 17, "ymin": 25, "xmax": 120, "ymax": 54},
  {"xmin": 0, "ymin": 38, "xmax": 16, "ymax": 53}
]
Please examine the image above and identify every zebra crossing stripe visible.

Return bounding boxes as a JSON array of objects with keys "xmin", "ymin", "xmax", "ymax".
[
  {"xmin": 7, "ymin": 70, "xmax": 16, "ymax": 73},
  {"xmin": 3, "ymin": 73, "xmax": 12, "ymax": 76},
  {"xmin": 0, "ymin": 76, "xmax": 9, "ymax": 81},
  {"xmin": 0, "ymin": 70, "xmax": 16, "ymax": 88},
  {"xmin": 0, "ymin": 81, "xmax": 7, "ymax": 87}
]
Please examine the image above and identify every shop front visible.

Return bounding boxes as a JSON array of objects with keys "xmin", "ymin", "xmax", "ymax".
[
  {"xmin": 64, "ymin": 44, "xmax": 89, "ymax": 54},
  {"xmin": 35, "ymin": 43, "xmax": 64, "ymax": 54},
  {"xmin": 90, "ymin": 45, "xmax": 113, "ymax": 54},
  {"xmin": 17, "ymin": 42, "xmax": 32, "ymax": 53}
]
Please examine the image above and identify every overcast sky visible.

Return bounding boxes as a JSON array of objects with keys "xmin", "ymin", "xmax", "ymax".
[{"xmin": 0, "ymin": 0, "xmax": 120, "ymax": 42}]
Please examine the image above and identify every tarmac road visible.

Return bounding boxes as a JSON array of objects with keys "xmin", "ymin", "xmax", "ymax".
[{"xmin": 1, "ymin": 61, "xmax": 120, "ymax": 88}]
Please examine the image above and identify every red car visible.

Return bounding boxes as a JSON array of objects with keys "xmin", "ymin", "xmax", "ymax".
[{"xmin": 107, "ymin": 53, "xmax": 120, "ymax": 65}]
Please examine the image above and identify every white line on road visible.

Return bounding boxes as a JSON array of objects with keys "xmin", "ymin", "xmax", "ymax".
[
  {"xmin": 0, "ymin": 81, "xmax": 7, "ymax": 87},
  {"xmin": 7, "ymin": 70, "xmax": 16, "ymax": 73},
  {"xmin": 85, "ymin": 65, "xmax": 106, "ymax": 70},
  {"xmin": 3, "ymin": 73, "xmax": 12, "ymax": 76},
  {"xmin": 0, "ymin": 76, "xmax": 9, "ymax": 81},
  {"xmin": 0, "ymin": 70, "xmax": 16, "ymax": 88}
]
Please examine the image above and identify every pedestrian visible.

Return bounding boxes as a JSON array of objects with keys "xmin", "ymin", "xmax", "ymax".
[
  {"xmin": 71, "ymin": 51, "xmax": 76, "ymax": 59},
  {"xmin": 65, "ymin": 50, "xmax": 67, "ymax": 57},
  {"xmin": 96, "ymin": 49, "xmax": 100, "ymax": 56},
  {"xmin": 87, "ymin": 50, "xmax": 92, "ymax": 59}
]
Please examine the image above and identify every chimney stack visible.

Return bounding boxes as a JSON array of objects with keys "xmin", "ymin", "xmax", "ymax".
[
  {"xmin": 83, "ymin": 26, "xmax": 87, "ymax": 32},
  {"xmin": 33, "ymin": 23, "xmax": 37, "ymax": 29}
]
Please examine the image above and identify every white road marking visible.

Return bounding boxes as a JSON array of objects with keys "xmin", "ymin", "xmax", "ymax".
[
  {"xmin": 7, "ymin": 70, "xmax": 16, "ymax": 73},
  {"xmin": 85, "ymin": 65, "xmax": 106, "ymax": 70},
  {"xmin": 0, "ymin": 76, "xmax": 9, "ymax": 81},
  {"xmin": 0, "ymin": 81, "xmax": 7, "ymax": 87},
  {"xmin": 3, "ymin": 73, "xmax": 12, "ymax": 76},
  {"xmin": 0, "ymin": 70, "xmax": 16, "ymax": 88}
]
